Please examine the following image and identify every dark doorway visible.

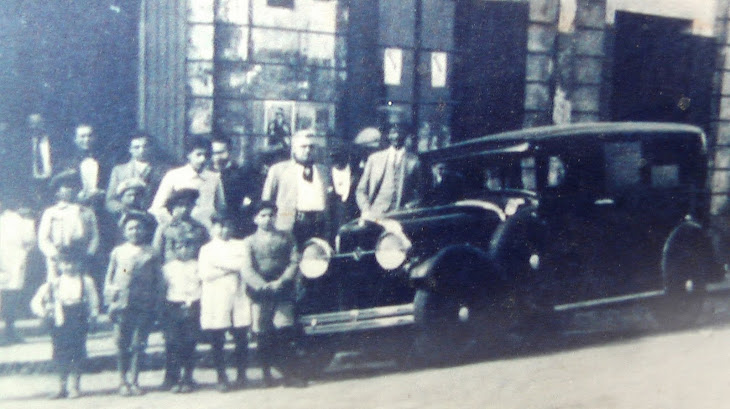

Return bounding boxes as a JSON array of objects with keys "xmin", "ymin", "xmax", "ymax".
[
  {"xmin": 610, "ymin": 12, "xmax": 715, "ymax": 132},
  {"xmin": 452, "ymin": 0, "xmax": 528, "ymax": 141},
  {"xmin": 15, "ymin": 1, "xmax": 140, "ymax": 157}
]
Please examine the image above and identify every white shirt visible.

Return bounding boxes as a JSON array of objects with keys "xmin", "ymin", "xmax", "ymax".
[
  {"xmin": 79, "ymin": 157, "xmax": 100, "ymax": 193},
  {"xmin": 388, "ymin": 147, "xmax": 405, "ymax": 168},
  {"xmin": 163, "ymin": 259, "xmax": 201, "ymax": 304},
  {"xmin": 57, "ymin": 275, "xmax": 84, "ymax": 305},
  {"xmin": 32, "ymin": 135, "xmax": 52, "ymax": 179},
  {"xmin": 0, "ymin": 210, "xmax": 36, "ymax": 290},
  {"xmin": 331, "ymin": 165, "xmax": 352, "ymax": 203},
  {"xmin": 295, "ymin": 163, "xmax": 326, "ymax": 212},
  {"xmin": 149, "ymin": 164, "xmax": 225, "ymax": 229}
]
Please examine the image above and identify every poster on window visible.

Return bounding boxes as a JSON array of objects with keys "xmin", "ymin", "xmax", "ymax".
[
  {"xmin": 384, "ymin": 47, "xmax": 403, "ymax": 86},
  {"xmin": 264, "ymin": 100, "xmax": 295, "ymax": 147},
  {"xmin": 295, "ymin": 102, "xmax": 336, "ymax": 137},
  {"xmin": 431, "ymin": 52, "xmax": 447, "ymax": 88}
]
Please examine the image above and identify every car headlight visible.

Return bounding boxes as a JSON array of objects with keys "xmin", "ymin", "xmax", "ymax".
[
  {"xmin": 299, "ymin": 238, "xmax": 333, "ymax": 279},
  {"xmin": 375, "ymin": 232, "xmax": 411, "ymax": 270}
]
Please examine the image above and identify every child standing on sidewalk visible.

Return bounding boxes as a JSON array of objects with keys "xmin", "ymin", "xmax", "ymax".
[
  {"xmin": 104, "ymin": 211, "xmax": 162, "ymax": 396},
  {"xmin": 161, "ymin": 232, "xmax": 202, "ymax": 393},
  {"xmin": 199, "ymin": 212, "xmax": 250, "ymax": 392},
  {"xmin": 152, "ymin": 188, "xmax": 208, "ymax": 390},
  {"xmin": 30, "ymin": 247, "xmax": 100, "ymax": 399},
  {"xmin": 241, "ymin": 202, "xmax": 305, "ymax": 387}
]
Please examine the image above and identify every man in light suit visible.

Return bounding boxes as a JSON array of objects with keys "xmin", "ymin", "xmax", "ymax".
[
  {"xmin": 106, "ymin": 132, "xmax": 167, "ymax": 219},
  {"xmin": 356, "ymin": 123, "xmax": 424, "ymax": 218},
  {"xmin": 261, "ymin": 131, "xmax": 333, "ymax": 245}
]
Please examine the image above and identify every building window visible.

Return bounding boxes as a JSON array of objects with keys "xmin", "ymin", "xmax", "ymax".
[{"xmin": 268, "ymin": 0, "xmax": 294, "ymax": 9}]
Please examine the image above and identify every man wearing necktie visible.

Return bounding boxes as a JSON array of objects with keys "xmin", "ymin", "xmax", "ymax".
[
  {"xmin": 261, "ymin": 131, "xmax": 333, "ymax": 246},
  {"xmin": 13, "ymin": 113, "xmax": 55, "ymax": 209},
  {"xmin": 356, "ymin": 123, "xmax": 424, "ymax": 218}
]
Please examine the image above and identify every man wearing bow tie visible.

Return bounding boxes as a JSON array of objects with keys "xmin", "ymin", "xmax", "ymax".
[
  {"xmin": 56, "ymin": 123, "xmax": 111, "ymax": 208},
  {"xmin": 106, "ymin": 132, "xmax": 168, "ymax": 218},
  {"xmin": 261, "ymin": 131, "xmax": 333, "ymax": 245}
]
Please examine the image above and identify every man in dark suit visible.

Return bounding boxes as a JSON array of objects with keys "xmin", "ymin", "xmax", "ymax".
[
  {"xmin": 210, "ymin": 135, "xmax": 261, "ymax": 237},
  {"xmin": 356, "ymin": 123, "xmax": 424, "ymax": 218},
  {"xmin": 56, "ymin": 123, "xmax": 112, "ymax": 209},
  {"xmin": 329, "ymin": 143, "xmax": 360, "ymax": 232},
  {"xmin": 262, "ymin": 131, "xmax": 333, "ymax": 245},
  {"xmin": 106, "ymin": 132, "xmax": 168, "ymax": 218},
  {"xmin": 11, "ymin": 113, "xmax": 57, "ymax": 210},
  {"xmin": 424, "ymin": 162, "xmax": 465, "ymax": 207}
]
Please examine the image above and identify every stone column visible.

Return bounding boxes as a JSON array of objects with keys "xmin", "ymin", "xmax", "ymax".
[
  {"xmin": 711, "ymin": 0, "xmax": 730, "ymax": 214},
  {"xmin": 571, "ymin": 0, "xmax": 606, "ymax": 123},
  {"xmin": 524, "ymin": 0, "xmax": 560, "ymax": 127}
]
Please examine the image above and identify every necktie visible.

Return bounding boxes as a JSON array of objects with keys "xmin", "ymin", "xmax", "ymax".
[{"xmin": 303, "ymin": 166, "xmax": 313, "ymax": 182}]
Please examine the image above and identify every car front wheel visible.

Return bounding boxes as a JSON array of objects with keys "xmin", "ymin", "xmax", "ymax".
[{"xmin": 410, "ymin": 288, "xmax": 478, "ymax": 366}]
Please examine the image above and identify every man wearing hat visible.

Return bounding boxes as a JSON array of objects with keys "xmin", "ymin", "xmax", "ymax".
[
  {"xmin": 37, "ymin": 170, "xmax": 99, "ymax": 281},
  {"xmin": 261, "ymin": 130, "xmax": 333, "ymax": 245}
]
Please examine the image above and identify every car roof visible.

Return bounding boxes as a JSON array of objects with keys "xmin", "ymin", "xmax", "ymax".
[{"xmin": 425, "ymin": 122, "xmax": 706, "ymax": 162}]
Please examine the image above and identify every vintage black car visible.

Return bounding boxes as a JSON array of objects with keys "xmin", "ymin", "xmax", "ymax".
[{"xmin": 295, "ymin": 122, "xmax": 723, "ymax": 366}]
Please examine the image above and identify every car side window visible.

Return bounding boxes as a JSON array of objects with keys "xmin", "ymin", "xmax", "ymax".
[{"xmin": 604, "ymin": 141, "xmax": 642, "ymax": 192}]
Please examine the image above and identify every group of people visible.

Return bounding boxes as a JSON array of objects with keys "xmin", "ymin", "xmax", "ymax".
[{"xmin": 0, "ymin": 113, "xmax": 459, "ymax": 399}]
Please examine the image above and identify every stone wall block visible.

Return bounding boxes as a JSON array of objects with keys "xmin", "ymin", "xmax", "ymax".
[
  {"xmin": 526, "ymin": 54, "xmax": 554, "ymax": 82},
  {"xmin": 529, "ymin": 0, "xmax": 559, "ymax": 23},
  {"xmin": 714, "ymin": 121, "xmax": 730, "ymax": 145},
  {"xmin": 574, "ymin": 29, "xmax": 604, "ymax": 57},
  {"xmin": 572, "ymin": 85, "xmax": 600, "ymax": 112},
  {"xmin": 527, "ymin": 24, "xmax": 557, "ymax": 53},
  {"xmin": 571, "ymin": 112, "xmax": 599, "ymax": 123},
  {"xmin": 720, "ymin": 96, "xmax": 730, "ymax": 120},
  {"xmin": 523, "ymin": 111, "xmax": 553, "ymax": 128},
  {"xmin": 575, "ymin": 0, "xmax": 605, "ymax": 29},
  {"xmin": 574, "ymin": 56, "xmax": 602, "ymax": 84},
  {"xmin": 525, "ymin": 83, "xmax": 551, "ymax": 111}
]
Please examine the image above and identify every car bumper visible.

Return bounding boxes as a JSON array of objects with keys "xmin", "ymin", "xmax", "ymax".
[{"xmin": 298, "ymin": 303, "xmax": 415, "ymax": 336}]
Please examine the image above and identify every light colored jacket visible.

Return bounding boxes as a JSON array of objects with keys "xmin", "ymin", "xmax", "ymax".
[
  {"xmin": 355, "ymin": 149, "xmax": 423, "ymax": 216},
  {"xmin": 261, "ymin": 160, "xmax": 333, "ymax": 232}
]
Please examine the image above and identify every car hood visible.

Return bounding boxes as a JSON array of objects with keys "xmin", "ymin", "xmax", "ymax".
[{"xmin": 336, "ymin": 201, "xmax": 506, "ymax": 255}]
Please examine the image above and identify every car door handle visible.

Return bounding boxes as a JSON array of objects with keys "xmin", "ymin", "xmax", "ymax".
[{"xmin": 594, "ymin": 198, "xmax": 615, "ymax": 205}]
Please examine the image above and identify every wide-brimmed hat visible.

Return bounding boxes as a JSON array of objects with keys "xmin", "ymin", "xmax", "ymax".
[{"xmin": 164, "ymin": 188, "xmax": 199, "ymax": 211}]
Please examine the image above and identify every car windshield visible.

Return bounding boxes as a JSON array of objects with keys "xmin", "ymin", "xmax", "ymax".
[{"xmin": 456, "ymin": 155, "xmax": 538, "ymax": 196}]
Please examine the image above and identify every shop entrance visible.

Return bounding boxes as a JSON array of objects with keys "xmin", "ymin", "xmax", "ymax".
[
  {"xmin": 610, "ymin": 11, "xmax": 715, "ymax": 131},
  {"xmin": 452, "ymin": 0, "xmax": 529, "ymax": 141}
]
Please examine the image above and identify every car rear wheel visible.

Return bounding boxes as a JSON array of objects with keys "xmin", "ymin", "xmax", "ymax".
[
  {"xmin": 410, "ymin": 289, "xmax": 478, "ymax": 366},
  {"xmin": 649, "ymin": 220, "xmax": 711, "ymax": 329}
]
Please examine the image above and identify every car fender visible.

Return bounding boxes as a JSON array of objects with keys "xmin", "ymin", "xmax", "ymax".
[
  {"xmin": 409, "ymin": 245, "xmax": 505, "ymax": 299},
  {"xmin": 662, "ymin": 218, "xmax": 722, "ymax": 287}
]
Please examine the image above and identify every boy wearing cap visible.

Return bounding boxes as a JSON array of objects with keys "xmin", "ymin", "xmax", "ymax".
[
  {"xmin": 38, "ymin": 171, "xmax": 100, "ymax": 281},
  {"xmin": 160, "ymin": 232, "xmax": 202, "ymax": 393},
  {"xmin": 241, "ymin": 201, "xmax": 304, "ymax": 387},
  {"xmin": 152, "ymin": 188, "xmax": 207, "ymax": 391},
  {"xmin": 109, "ymin": 179, "xmax": 156, "ymax": 244},
  {"xmin": 104, "ymin": 212, "xmax": 162, "ymax": 396},
  {"xmin": 152, "ymin": 188, "xmax": 208, "ymax": 263}
]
